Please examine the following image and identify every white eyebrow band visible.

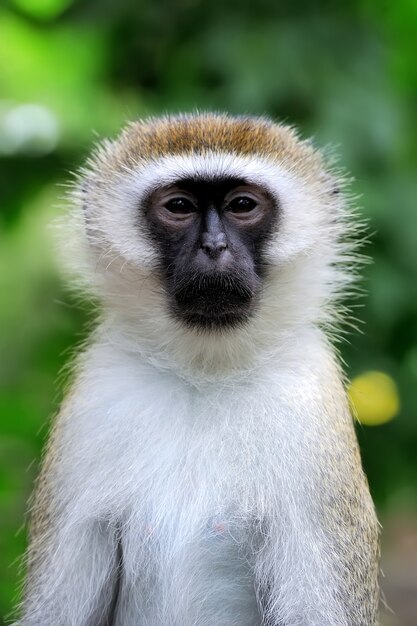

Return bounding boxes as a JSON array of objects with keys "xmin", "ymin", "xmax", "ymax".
[{"xmin": 119, "ymin": 151, "xmax": 300, "ymax": 206}]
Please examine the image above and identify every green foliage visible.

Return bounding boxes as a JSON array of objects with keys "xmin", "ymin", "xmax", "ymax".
[{"xmin": 0, "ymin": 0, "xmax": 416, "ymax": 620}]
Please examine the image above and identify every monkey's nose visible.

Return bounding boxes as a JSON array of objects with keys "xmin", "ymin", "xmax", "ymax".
[{"xmin": 200, "ymin": 233, "xmax": 228, "ymax": 259}]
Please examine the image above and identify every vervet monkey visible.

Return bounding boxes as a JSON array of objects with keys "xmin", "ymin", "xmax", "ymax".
[{"xmin": 15, "ymin": 113, "xmax": 380, "ymax": 626}]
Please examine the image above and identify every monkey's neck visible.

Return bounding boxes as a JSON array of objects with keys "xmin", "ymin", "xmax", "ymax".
[{"xmin": 97, "ymin": 313, "xmax": 327, "ymax": 385}]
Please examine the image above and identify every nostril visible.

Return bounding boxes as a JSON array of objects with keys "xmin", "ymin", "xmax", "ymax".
[{"xmin": 201, "ymin": 238, "xmax": 228, "ymax": 257}]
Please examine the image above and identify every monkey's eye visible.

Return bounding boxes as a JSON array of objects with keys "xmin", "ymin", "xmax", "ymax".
[
  {"xmin": 164, "ymin": 197, "xmax": 197, "ymax": 215},
  {"xmin": 225, "ymin": 196, "xmax": 257, "ymax": 214}
]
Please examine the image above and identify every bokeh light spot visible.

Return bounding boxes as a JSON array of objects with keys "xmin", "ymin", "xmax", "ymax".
[
  {"xmin": 11, "ymin": 0, "xmax": 73, "ymax": 20},
  {"xmin": 0, "ymin": 103, "xmax": 60, "ymax": 156},
  {"xmin": 348, "ymin": 371, "xmax": 400, "ymax": 426}
]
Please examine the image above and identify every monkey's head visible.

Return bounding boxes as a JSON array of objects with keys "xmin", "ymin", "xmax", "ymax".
[{"xmin": 71, "ymin": 114, "xmax": 358, "ymax": 365}]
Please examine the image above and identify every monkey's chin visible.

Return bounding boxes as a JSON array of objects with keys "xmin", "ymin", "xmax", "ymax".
[
  {"xmin": 178, "ymin": 308, "xmax": 252, "ymax": 331},
  {"xmin": 171, "ymin": 274, "xmax": 257, "ymax": 331}
]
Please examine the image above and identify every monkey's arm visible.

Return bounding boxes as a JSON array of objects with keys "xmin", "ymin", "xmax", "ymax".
[
  {"xmin": 15, "ymin": 399, "xmax": 120, "ymax": 626},
  {"xmin": 255, "ymin": 367, "xmax": 380, "ymax": 626}
]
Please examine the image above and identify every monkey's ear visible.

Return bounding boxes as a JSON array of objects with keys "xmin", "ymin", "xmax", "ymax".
[
  {"xmin": 76, "ymin": 178, "xmax": 97, "ymax": 231},
  {"xmin": 79, "ymin": 179, "xmax": 90, "ymax": 213},
  {"xmin": 76, "ymin": 178, "xmax": 96, "ymax": 239},
  {"xmin": 323, "ymin": 173, "xmax": 341, "ymax": 196}
]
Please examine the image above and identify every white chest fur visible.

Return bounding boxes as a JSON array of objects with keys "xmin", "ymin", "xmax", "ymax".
[{"xmin": 52, "ymin": 335, "xmax": 339, "ymax": 625}]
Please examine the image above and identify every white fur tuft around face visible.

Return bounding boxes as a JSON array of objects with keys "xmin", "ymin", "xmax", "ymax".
[{"xmin": 65, "ymin": 149, "xmax": 359, "ymax": 379}]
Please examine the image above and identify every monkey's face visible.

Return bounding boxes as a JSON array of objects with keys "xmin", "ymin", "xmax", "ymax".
[{"xmin": 144, "ymin": 178, "xmax": 277, "ymax": 329}]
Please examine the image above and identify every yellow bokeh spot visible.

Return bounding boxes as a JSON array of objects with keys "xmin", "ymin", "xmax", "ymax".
[{"xmin": 348, "ymin": 371, "xmax": 400, "ymax": 426}]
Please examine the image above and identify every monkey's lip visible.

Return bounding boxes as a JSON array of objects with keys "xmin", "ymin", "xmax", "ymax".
[{"xmin": 172, "ymin": 273, "xmax": 257, "ymax": 328}]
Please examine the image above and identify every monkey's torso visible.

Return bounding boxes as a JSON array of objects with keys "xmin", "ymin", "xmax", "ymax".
[{"xmin": 22, "ymin": 328, "xmax": 379, "ymax": 626}]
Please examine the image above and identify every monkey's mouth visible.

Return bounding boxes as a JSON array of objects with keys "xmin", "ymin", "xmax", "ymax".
[{"xmin": 172, "ymin": 272, "xmax": 258, "ymax": 330}]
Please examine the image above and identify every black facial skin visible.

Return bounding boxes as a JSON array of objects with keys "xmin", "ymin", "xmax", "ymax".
[{"xmin": 144, "ymin": 177, "xmax": 278, "ymax": 330}]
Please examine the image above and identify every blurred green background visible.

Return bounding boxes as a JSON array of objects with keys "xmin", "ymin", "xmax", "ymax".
[{"xmin": 0, "ymin": 0, "xmax": 416, "ymax": 624}]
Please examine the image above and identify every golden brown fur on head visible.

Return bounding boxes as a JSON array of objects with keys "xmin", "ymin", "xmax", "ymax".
[{"xmin": 95, "ymin": 113, "xmax": 325, "ymax": 183}]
